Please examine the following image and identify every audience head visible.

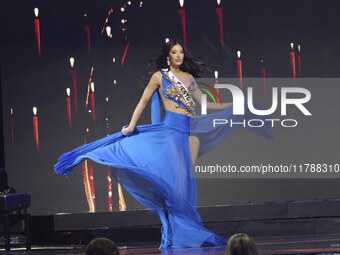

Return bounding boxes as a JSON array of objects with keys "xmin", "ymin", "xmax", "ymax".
[
  {"xmin": 85, "ymin": 237, "xmax": 119, "ymax": 255},
  {"xmin": 225, "ymin": 233, "xmax": 258, "ymax": 255}
]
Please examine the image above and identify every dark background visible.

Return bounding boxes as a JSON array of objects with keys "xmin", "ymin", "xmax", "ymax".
[{"xmin": 0, "ymin": 0, "xmax": 339, "ymax": 215}]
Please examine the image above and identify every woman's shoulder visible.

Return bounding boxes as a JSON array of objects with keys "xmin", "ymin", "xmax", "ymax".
[
  {"xmin": 185, "ymin": 72, "xmax": 194, "ymax": 80},
  {"xmin": 184, "ymin": 72, "xmax": 198, "ymax": 89},
  {"xmin": 149, "ymin": 71, "xmax": 162, "ymax": 78},
  {"xmin": 149, "ymin": 71, "xmax": 162, "ymax": 85}
]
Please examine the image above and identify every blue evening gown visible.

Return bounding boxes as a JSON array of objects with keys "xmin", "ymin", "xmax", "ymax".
[{"xmin": 54, "ymin": 69, "xmax": 274, "ymax": 250}]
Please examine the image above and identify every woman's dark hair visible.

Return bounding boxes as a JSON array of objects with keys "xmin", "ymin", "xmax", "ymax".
[
  {"xmin": 225, "ymin": 233, "xmax": 258, "ymax": 255},
  {"xmin": 85, "ymin": 237, "xmax": 119, "ymax": 255},
  {"xmin": 141, "ymin": 39, "xmax": 210, "ymax": 88}
]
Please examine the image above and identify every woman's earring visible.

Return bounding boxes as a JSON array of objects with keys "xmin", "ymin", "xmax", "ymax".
[{"xmin": 167, "ymin": 58, "xmax": 170, "ymax": 67}]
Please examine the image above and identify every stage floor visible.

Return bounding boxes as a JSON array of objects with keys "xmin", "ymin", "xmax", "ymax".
[
  {"xmin": 4, "ymin": 200, "xmax": 340, "ymax": 254},
  {"xmin": 2, "ymin": 234, "xmax": 340, "ymax": 255}
]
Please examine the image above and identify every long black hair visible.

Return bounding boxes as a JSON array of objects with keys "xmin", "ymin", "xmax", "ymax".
[{"xmin": 141, "ymin": 39, "xmax": 210, "ymax": 88}]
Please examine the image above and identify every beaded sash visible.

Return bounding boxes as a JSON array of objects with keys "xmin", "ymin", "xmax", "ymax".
[{"xmin": 160, "ymin": 69, "xmax": 196, "ymax": 119}]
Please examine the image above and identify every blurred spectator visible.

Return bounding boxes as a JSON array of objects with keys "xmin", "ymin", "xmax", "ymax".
[
  {"xmin": 225, "ymin": 233, "xmax": 258, "ymax": 255},
  {"xmin": 85, "ymin": 237, "xmax": 119, "ymax": 255}
]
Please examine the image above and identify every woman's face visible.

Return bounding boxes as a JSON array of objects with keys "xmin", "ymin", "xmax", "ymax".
[{"xmin": 168, "ymin": 44, "xmax": 184, "ymax": 67}]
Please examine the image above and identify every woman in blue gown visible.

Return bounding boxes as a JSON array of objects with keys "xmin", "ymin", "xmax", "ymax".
[{"xmin": 54, "ymin": 39, "xmax": 274, "ymax": 250}]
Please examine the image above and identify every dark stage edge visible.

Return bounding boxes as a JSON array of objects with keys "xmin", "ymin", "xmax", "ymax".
[{"xmin": 54, "ymin": 199, "xmax": 340, "ymax": 234}]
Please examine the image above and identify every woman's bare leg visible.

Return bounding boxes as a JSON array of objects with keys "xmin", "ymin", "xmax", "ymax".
[{"xmin": 189, "ymin": 135, "xmax": 200, "ymax": 166}]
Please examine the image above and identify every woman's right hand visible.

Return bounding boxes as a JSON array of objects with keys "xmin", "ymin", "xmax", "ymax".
[{"xmin": 121, "ymin": 125, "xmax": 134, "ymax": 136}]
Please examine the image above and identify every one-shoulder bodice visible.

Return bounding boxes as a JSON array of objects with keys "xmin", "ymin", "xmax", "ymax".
[{"xmin": 159, "ymin": 69, "xmax": 196, "ymax": 119}]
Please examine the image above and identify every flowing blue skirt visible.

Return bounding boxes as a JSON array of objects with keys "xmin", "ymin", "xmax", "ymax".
[{"xmin": 54, "ymin": 101, "xmax": 274, "ymax": 249}]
